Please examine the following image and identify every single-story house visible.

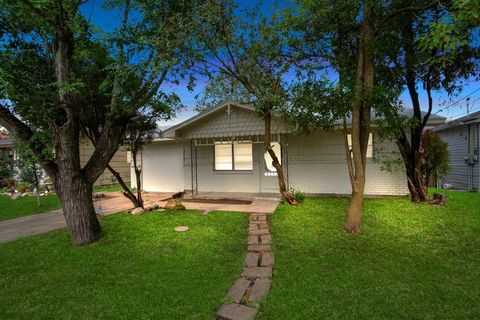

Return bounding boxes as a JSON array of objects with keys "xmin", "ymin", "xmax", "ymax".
[
  {"xmin": 433, "ymin": 110, "xmax": 480, "ymax": 191},
  {"xmin": 131, "ymin": 101, "xmax": 445, "ymax": 197}
]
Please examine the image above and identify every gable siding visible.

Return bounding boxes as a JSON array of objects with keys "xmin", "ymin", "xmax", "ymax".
[
  {"xmin": 179, "ymin": 107, "xmax": 288, "ymax": 139},
  {"xmin": 438, "ymin": 125, "xmax": 479, "ymax": 190}
]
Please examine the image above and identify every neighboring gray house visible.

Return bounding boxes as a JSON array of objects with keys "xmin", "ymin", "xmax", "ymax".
[
  {"xmin": 131, "ymin": 101, "xmax": 445, "ymax": 197},
  {"xmin": 434, "ymin": 111, "xmax": 480, "ymax": 191}
]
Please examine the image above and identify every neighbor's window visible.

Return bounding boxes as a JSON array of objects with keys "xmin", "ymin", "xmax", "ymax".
[
  {"xmin": 264, "ymin": 142, "xmax": 281, "ymax": 172},
  {"xmin": 214, "ymin": 142, "xmax": 253, "ymax": 171},
  {"xmin": 347, "ymin": 133, "xmax": 373, "ymax": 158}
]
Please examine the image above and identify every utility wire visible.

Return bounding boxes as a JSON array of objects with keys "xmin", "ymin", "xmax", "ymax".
[
  {"xmin": 434, "ymin": 87, "xmax": 480, "ymax": 114},
  {"xmin": 448, "ymin": 96, "xmax": 480, "ymax": 120}
]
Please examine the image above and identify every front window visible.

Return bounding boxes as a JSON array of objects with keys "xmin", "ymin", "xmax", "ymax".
[
  {"xmin": 214, "ymin": 142, "xmax": 253, "ymax": 171},
  {"xmin": 347, "ymin": 133, "xmax": 373, "ymax": 158}
]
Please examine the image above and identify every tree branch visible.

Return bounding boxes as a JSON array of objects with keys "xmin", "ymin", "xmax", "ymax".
[
  {"xmin": 18, "ymin": 0, "xmax": 55, "ymax": 26},
  {"xmin": 0, "ymin": 104, "xmax": 57, "ymax": 177},
  {"xmin": 376, "ymin": 1, "xmax": 439, "ymax": 34}
]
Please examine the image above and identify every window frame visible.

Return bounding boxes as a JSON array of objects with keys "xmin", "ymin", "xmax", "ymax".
[{"xmin": 214, "ymin": 141, "xmax": 253, "ymax": 172}]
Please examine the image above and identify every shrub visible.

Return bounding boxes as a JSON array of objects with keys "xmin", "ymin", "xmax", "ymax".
[{"xmin": 289, "ymin": 187, "xmax": 306, "ymax": 203}]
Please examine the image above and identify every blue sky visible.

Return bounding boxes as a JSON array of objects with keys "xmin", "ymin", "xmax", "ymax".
[{"xmin": 79, "ymin": 0, "xmax": 480, "ymax": 126}]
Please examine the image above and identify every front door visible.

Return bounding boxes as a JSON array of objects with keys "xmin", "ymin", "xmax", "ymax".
[{"xmin": 260, "ymin": 142, "xmax": 283, "ymax": 193}]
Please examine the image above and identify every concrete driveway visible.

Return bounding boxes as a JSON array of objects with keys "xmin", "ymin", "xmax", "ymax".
[
  {"xmin": 0, "ymin": 192, "xmax": 173, "ymax": 244},
  {"xmin": 0, "ymin": 192, "xmax": 279, "ymax": 244}
]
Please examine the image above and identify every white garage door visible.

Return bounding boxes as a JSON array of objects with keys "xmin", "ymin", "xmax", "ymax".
[{"xmin": 142, "ymin": 146, "xmax": 184, "ymax": 192}]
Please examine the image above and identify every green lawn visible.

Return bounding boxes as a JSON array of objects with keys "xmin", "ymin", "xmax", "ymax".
[
  {"xmin": 0, "ymin": 210, "xmax": 247, "ymax": 319},
  {"xmin": 0, "ymin": 194, "xmax": 61, "ymax": 221},
  {"xmin": 259, "ymin": 190, "xmax": 480, "ymax": 319},
  {"xmin": 93, "ymin": 183, "xmax": 132, "ymax": 193}
]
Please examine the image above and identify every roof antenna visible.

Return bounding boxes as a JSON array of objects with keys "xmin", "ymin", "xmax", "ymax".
[{"xmin": 467, "ymin": 97, "xmax": 471, "ymax": 115}]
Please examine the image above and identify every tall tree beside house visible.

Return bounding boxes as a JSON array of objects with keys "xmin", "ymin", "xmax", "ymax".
[
  {"xmin": 78, "ymin": 44, "xmax": 180, "ymax": 209},
  {"xmin": 0, "ymin": 0, "xmax": 203, "ymax": 245},
  {"xmin": 122, "ymin": 95, "xmax": 180, "ymax": 208},
  {"xmin": 378, "ymin": 1, "xmax": 479, "ymax": 203},
  {"xmin": 196, "ymin": 74, "xmax": 255, "ymax": 111},
  {"xmin": 191, "ymin": 1, "xmax": 306, "ymax": 204},
  {"xmin": 291, "ymin": 0, "xmax": 444, "ymax": 232}
]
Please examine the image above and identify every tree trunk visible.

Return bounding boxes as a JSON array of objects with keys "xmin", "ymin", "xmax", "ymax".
[
  {"xmin": 106, "ymin": 164, "xmax": 141, "ymax": 207},
  {"xmin": 395, "ymin": 18, "xmax": 430, "ymax": 203},
  {"xmin": 264, "ymin": 112, "xmax": 298, "ymax": 205},
  {"xmin": 344, "ymin": 0, "xmax": 374, "ymax": 232},
  {"xmin": 55, "ymin": 175, "xmax": 102, "ymax": 245},
  {"xmin": 345, "ymin": 183, "xmax": 364, "ymax": 232},
  {"xmin": 398, "ymin": 142, "xmax": 429, "ymax": 202},
  {"xmin": 132, "ymin": 149, "xmax": 144, "ymax": 208}
]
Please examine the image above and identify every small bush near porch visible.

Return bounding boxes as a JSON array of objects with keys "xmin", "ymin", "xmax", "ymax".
[
  {"xmin": 260, "ymin": 190, "xmax": 480, "ymax": 319},
  {"xmin": 0, "ymin": 210, "xmax": 247, "ymax": 319}
]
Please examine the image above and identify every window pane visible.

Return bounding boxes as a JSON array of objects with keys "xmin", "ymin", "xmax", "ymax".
[
  {"xmin": 215, "ymin": 144, "xmax": 232, "ymax": 170},
  {"xmin": 234, "ymin": 143, "xmax": 253, "ymax": 170},
  {"xmin": 366, "ymin": 133, "xmax": 373, "ymax": 158},
  {"xmin": 264, "ymin": 142, "xmax": 281, "ymax": 172},
  {"xmin": 347, "ymin": 133, "xmax": 373, "ymax": 158}
]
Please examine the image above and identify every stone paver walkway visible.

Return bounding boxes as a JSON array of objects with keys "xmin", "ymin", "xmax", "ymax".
[{"xmin": 216, "ymin": 212, "xmax": 274, "ymax": 320}]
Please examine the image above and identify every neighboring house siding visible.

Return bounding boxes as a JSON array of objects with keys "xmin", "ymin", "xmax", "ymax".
[
  {"xmin": 438, "ymin": 124, "xmax": 479, "ymax": 190},
  {"xmin": 79, "ymin": 138, "xmax": 130, "ymax": 186}
]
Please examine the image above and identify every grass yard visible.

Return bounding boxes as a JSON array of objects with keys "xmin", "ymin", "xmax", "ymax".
[
  {"xmin": 259, "ymin": 190, "xmax": 480, "ymax": 319},
  {"xmin": 0, "ymin": 210, "xmax": 247, "ymax": 319},
  {"xmin": 93, "ymin": 183, "xmax": 131, "ymax": 193},
  {"xmin": 0, "ymin": 194, "xmax": 61, "ymax": 221}
]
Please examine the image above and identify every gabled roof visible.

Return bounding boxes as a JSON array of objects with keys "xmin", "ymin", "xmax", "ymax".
[
  {"xmin": 398, "ymin": 109, "xmax": 446, "ymax": 125},
  {"xmin": 161, "ymin": 100, "xmax": 446, "ymax": 139},
  {"xmin": 162, "ymin": 101, "xmax": 254, "ymax": 138},
  {"xmin": 433, "ymin": 110, "xmax": 480, "ymax": 132}
]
